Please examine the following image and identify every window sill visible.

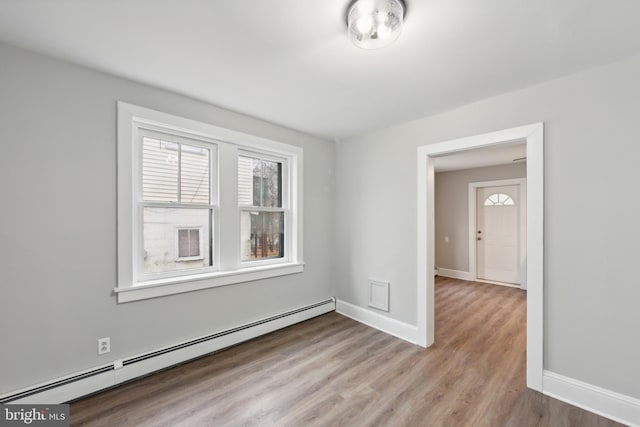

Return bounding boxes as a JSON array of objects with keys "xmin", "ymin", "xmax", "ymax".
[
  {"xmin": 114, "ymin": 262, "xmax": 305, "ymax": 303},
  {"xmin": 175, "ymin": 256, "xmax": 205, "ymax": 262}
]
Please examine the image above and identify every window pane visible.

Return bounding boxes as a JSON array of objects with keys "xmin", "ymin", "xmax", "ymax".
[
  {"xmin": 178, "ymin": 229, "xmax": 190, "ymax": 257},
  {"xmin": 238, "ymin": 156, "xmax": 282, "ymax": 207},
  {"xmin": 143, "ymin": 208, "xmax": 211, "ymax": 274},
  {"xmin": 237, "ymin": 156, "xmax": 264, "ymax": 207},
  {"xmin": 142, "ymin": 137, "xmax": 179, "ymax": 203},
  {"xmin": 262, "ymin": 160, "xmax": 282, "ymax": 208},
  {"xmin": 240, "ymin": 211, "xmax": 284, "ymax": 261},
  {"xmin": 238, "ymin": 156, "xmax": 253, "ymax": 206},
  {"xmin": 251, "ymin": 158, "xmax": 262, "ymax": 206},
  {"xmin": 484, "ymin": 193, "xmax": 515, "ymax": 206},
  {"xmin": 180, "ymin": 144, "xmax": 210, "ymax": 204},
  {"xmin": 188, "ymin": 229, "xmax": 200, "ymax": 256}
]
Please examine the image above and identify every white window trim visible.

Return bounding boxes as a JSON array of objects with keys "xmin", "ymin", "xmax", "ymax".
[{"xmin": 116, "ymin": 102, "xmax": 304, "ymax": 303}]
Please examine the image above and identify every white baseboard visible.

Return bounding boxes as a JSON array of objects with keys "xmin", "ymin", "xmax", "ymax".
[
  {"xmin": 0, "ymin": 299, "xmax": 336, "ymax": 404},
  {"xmin": 335, "ymin": 299, "xmax": 418, "ymax": 344},
  {"xmin": 437, "ymin": 268, "xmax": 473, "ymax": 281},
  {"xmin": 543, "ymin": 370, "xmax": 640, "ymax": 427}
]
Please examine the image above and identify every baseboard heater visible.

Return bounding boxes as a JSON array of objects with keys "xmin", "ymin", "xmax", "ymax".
[{"xmin": 0, "ymin": 298, "xmax": 335, "ymax": 404}]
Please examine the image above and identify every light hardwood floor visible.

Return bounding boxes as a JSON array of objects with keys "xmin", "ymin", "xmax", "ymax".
[{"xmin": 70, "ymin": 277, "xmax": 623, "ymax": 426}]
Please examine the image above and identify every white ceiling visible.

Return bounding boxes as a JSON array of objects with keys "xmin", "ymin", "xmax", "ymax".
[
  {"xmin": 432, "ymin": 141, "xmax": 526, "ymax": 172},
  {"xmin": 1, "ymin": 1, "xmax": 640, "ymax": 140}
]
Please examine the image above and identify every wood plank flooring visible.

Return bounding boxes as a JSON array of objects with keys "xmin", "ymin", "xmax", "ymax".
[{"xmin": 70, "ymin": 277, "xmax": 623, "ymax": 426}]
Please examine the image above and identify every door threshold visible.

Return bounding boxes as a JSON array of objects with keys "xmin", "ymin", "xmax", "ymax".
[{"xmin": 475, "ymin": 279, "xmax": 521, "ymax": 289}]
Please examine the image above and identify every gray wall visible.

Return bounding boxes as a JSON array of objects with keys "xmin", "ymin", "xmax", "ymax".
[
  {"xmin": 336, "ymin": 54, "xmax": 640, "ymax": 398},
  {"xmin": 0, "ymin": 43, "xmax": 336, "ymax": 393},
  {"xmin": 435, "ymin": 164, "xmax": 526, "ymax": 272}
]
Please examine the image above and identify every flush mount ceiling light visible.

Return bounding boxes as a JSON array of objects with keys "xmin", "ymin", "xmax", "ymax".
[{"xmin": 347, "ymin": 0, "xmax": 405, "ymax": 49}]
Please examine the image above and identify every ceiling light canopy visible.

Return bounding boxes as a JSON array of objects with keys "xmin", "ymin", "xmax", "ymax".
[{"xmin": 347, "ymin": 0, "xmax": 405, "ymax": 49}]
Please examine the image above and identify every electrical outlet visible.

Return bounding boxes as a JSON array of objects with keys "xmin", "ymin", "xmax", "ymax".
[{"xmin": 98, "ymin": 337, "xmax": 110, "ymax": 355}]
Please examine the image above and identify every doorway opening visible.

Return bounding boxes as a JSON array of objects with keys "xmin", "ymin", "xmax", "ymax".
[{"xmin": 417, "ymin": 123, "xmax": 543, "ymax": 391}]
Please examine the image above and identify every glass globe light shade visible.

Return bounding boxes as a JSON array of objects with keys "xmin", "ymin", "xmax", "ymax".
[{"xmin": 347, "ymin": 0, "xmax": 405, "ymax": 49}]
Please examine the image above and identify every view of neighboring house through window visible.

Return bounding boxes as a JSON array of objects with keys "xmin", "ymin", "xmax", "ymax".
[
  {"xmin": 238, "ymin": 154, "xmax": 286, "ymax": 262},
  {"xmin": 141, "ymin": 134, "xmax": 213, "ymax": 276},
  {"xmin": 178, "ymin": 228, "xmax": 202, "ymax": 259}
]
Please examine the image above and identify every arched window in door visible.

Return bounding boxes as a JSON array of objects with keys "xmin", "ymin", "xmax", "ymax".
[{"xmin": 484, "ymin": 193, "xmax": 515, "ymax": 206}]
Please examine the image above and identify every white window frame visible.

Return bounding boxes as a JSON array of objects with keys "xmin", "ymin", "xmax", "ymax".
[{"xmin": 116, "ymin": 102, "xmax": 304, "ymax": 303}]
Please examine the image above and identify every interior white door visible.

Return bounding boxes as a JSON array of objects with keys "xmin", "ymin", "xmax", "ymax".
[{"xmin": 476, "ymin": 185, "xmax": 520, "ymax": 284}]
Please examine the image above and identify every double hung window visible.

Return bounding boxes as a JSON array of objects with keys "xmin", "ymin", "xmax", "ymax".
[
  {"xmin": 140, "ymin": 131, "xmax": 215, "ymax": 278},
  {"xmin": 238, "ymin": 154, "xmax": 286, "ymax": 262},
  {"xmin": 116, "ymin": 102, "xmax": 303, "ymax": 302}
]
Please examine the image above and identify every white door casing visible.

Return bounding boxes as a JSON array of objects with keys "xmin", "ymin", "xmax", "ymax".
[
  {"xmin": 477, "ymin": 185, "xmax": 520, "ymax": 285},
  {"xmin": 417, "ymin": 122, "xmax": 543, "ymax": 392}
]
